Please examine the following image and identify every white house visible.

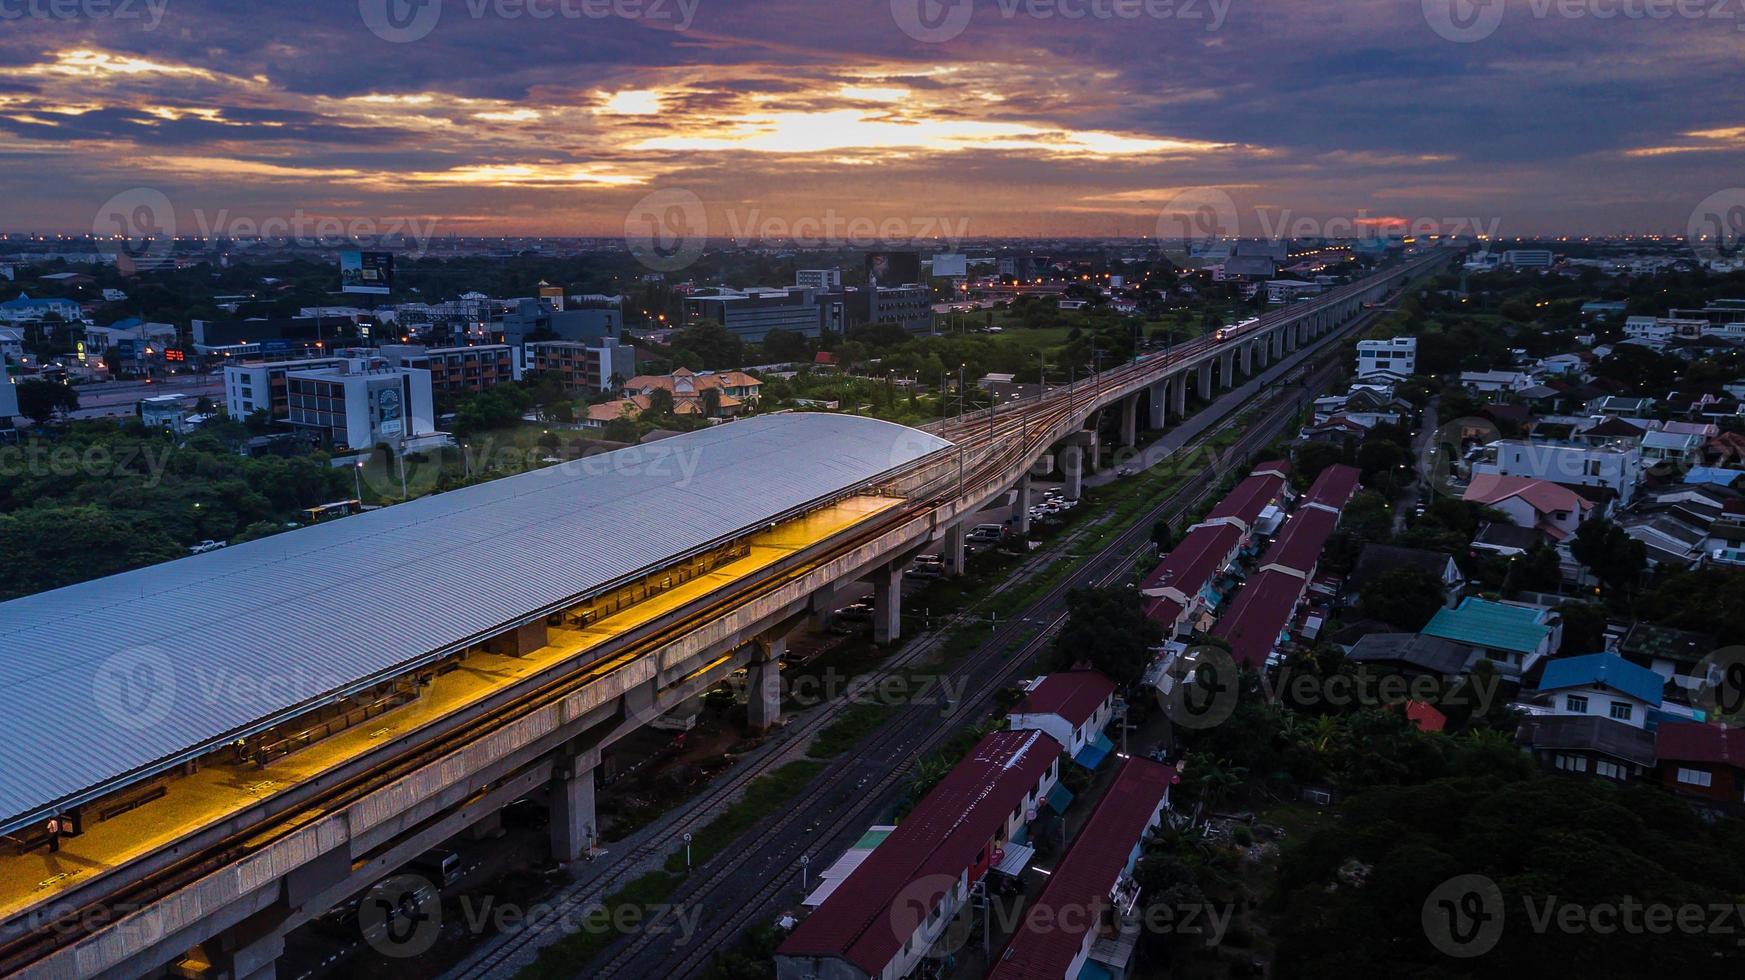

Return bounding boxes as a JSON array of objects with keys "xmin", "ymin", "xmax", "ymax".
[
  {"xmin": 1355, "ymin": 337, "xmax": 1417, "ymax": 380},
  {"xmin": 1462, "ymin": 473, "xmax": 1595, "ymax": 542},
  {"xmin": 1007, "ymin": 671, "xmax": 1118, "ymax": 767},
  {"xmin": 1471, "ymin": 440, "xmax": 1642, "ymax": 507},
  {"xmin": 1459, "ymin": 370, "xmax": 1533, "ymax": 393}
]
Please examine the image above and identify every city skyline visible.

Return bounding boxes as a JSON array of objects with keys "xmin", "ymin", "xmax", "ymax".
[{"xmin": 0, "ymin": 0, "xmax": 1741, "ymax": 239}]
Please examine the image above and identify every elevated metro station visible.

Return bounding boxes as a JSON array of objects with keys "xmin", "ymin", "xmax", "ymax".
[{"xmin": 0, "ymin": 414, "xmax": 950, "ymax": 951}]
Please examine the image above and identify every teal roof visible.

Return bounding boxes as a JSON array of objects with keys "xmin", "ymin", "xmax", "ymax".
[{"xmin": 1422, "ymin": 598, "xmax": 1550, "ymax": 655}]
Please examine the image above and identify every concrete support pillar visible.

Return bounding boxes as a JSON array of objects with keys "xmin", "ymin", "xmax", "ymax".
[
  {"xmin": 1171, "ymin": 374, "xmax": 1187, "ymax": 416},
  {"xmin": 1063, "ymin": 443, "xmax": 1084, "ymax": 499},
  {"xmin": 1197, "ymin": 361, "xmax": 1213, "ymax": 401},
  {"xmin": 1255, "ymin": 338, "xmax": 1270, "ymax": 370},
  {"xmin": 1088, "ymin": 433, "xmax": 1102, "ymax": 471},
  {"xmin": 1285, "ymin": 325, "xmax": 1298, "ymax": 353},
  {"xmin": 549, "ymin": 747, "xmax": 599, "ymax": 864},
  {"xmin": 943, "ymin": 521, "xmax": 966, "ymax": 576},
  {"xmin": 1240, "ymin": 343, "xmax": 1253, "ymax": 377},
  {"xmin": 1119, "ymin": 393, "xmax": 1138, "ymax": 448},
  {"xmin": 1147, "ymin": 381, "xmax": 1167, "ymax": 429},
  {"xmin": 1012, "ymin": 473, "xmax": 1033, "ymax": 534},
  {"xmin": 1219, "ymin": 351, "xmax": 1236, "ymax": 389},
  {"xmin": 747, "ymin": 636, "xmax": 784, "ymax": 731},
  {"xmin": 873, "ymin": 563, "xmax": 902, "ymax": 645},
  {"xmin": 211, "ymin": 924, "xmax": 285, "ymax": 980}
]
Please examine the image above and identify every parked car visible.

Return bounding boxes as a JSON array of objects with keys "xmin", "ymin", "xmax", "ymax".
[{"xmin": 188, "ymin": 539, "xmax": 227, "ymax": 555}]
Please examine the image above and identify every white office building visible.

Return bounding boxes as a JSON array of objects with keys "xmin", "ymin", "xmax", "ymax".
[
  {"xmin": 1355, "ymin": 337, "xmax": 1417, "ymax": 379},
  {"xmin": 284, "ymin": 361, "xmax": 435, "ymax": 451}
]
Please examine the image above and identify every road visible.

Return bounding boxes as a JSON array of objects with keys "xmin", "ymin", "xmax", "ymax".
[
  {"xmin": 577, "ymin": 308, "xmax": 1386, "ymax": 980},
  {"xmin": 1394, "ymin": 396, "xmax": 1440, "ymax": 534}
]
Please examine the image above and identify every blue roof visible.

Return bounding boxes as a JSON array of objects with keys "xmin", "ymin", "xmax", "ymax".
[
  {"xmin": 1072, "ymin": 732, "xmax": 1115, "ymax": 770},
  {"xmin": 1046, "ymin": 783, "xmax": 1075, "ymax": 814},
  {"xmin": 1537, "ymin": 653, "xmax": 1664, "ymax": 707},
  {"xmin": 1684, "ymin": 467, "xmax": 1741, "ymax": 487},
  {"xmin": 1422, "ymin": 598, "xmax": 1551, "ymax": 655}
]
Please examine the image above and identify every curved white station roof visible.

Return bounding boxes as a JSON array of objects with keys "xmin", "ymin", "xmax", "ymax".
[{"xmin": 0, "ymin": 414, "xmax": 952, "ymax": 828}]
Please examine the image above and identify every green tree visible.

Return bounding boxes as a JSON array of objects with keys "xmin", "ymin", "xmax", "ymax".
[
  {"xmin": 645, "ymin": 387, "xmax": 676, "ymax": 417},
  {"xmin": 0, "ymin": 505, "xmax": 184, "ymax": 599},
  {"xmin": 15, "ymin": 379, "xmax": 79, "ymax": 425},
  {"xmin": 1360, "ymin": 565, "xmax": 1448, "ymax": 631},
  {"xmin": 1570, "ymin": 517, "xmax": 1647, "ymax": 595},
  {"xmin": 1048, "ymin": 586, "xmax": 1161, "ymax": 685}
]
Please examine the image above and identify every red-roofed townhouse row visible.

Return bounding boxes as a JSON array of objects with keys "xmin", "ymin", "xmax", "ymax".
[
  {"xmin": 1301, "ymin": 463, "xmax": 1362, "ymax": 514},
  {"xmin": 1008, "ymin": 671, "xmax": 1116, "ymax": 760},
  {"xmin": 986, "ymin": 758, "xmax": 1179, "ymax": 980},
  {"xmin": 776, "ymin": 729, "xmax": 1064, "ymax": 980},
  {"xmin": 1211, "ymin": 568, "xmax": 1309, "ymax": 668},
  {"xmin": 1138, "ymin": 523, "xmax": 1243, "ymax": 636}
]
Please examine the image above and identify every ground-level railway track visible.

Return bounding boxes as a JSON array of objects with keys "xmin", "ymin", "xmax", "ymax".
[
  {"xmin": 1, "ymin": 256, "xmax": 1436, "ymax": 976},
  {"xmin": 588, "ymin": 339, "xmax": 1356, "ymax": 979}
]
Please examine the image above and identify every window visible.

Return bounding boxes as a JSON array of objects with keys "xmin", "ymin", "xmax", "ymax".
[
  {"xmin": 1677, "ymin": 768, "xmax": 1713, "ymax": 788},
  {"xmin": 1585, "ymin": 460, "xmax": 1603, "ymax": 477},
  {"xmin": 1595, "ymin": 760, "xmax": 1622, "ymax": 779},
  {"xmin": 1555, "ymin": 754, "xmax": 1588, "ymax": 772},
  {"xmin": 1565, "ymin": 695, "xmax": 1589, "ymax": 714},
  {"xmin": 1608, "ymin": 702, "xmax": 1633, "ymax": 722}
]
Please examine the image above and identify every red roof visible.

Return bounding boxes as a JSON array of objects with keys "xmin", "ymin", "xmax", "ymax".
[
  {"xmin": 1251, "ymin": 459, "xmax": 1292, "ymax": 478},
  {"xmin": 1212, "ymin": 569, "xmax": 1305, "ymax": 667},
  {"xmin": 778, "ymin": 730, "xmax": 1062, "ymax": 975},
  {"xmin": 987, "ymin": 758, "xmax": 1178, "ymax": 980},
  {"xmin": 1140, "ymin": 523, "xmax": 1241, "ymax": 598},
  {"xmin": 1402, "ymin": 700, "xmax": 1447, "ymax": 733},
  {"xmin": 1205, "ymin": 473, "xmax": 1285, "ymax": 530},
  {"xmin": 1656, "ymin": 723, "xmax": 1745, "ymax": 767},
  {"xmin": 1142, "ymin": 595, "xmax": 1185, "ymax": 629},
  {"xmin": 1262, "ymin": 507, "xmax": 1339, "ymax": 575},
  {"xmin": 814, "ymin": 351, "xmax": 839, "ymax": 364},
  {"xmin": 1011, "ymin": 671, "xmax": 1116, "ymax": 727},
  {"xmin": 1303, "ymin": 464, "xmax": 1361, "ymax": 512}
]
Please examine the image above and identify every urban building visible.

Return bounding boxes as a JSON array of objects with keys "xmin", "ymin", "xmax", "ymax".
[
  {"xmin": 1421, "ymin": 597, "xmax": 1560, "ymax": 677},
  {"xmin": 1502, "ymin": 249, "xmax": 1555, "ymax": 268},
  {"xmin": 1354, "ymin": 337, "xmax": 1417, "ymax": 379},
  {"xmin": 523, "ymin": 339, "xmax": 638, "ymax": 394},
  {"xmin": 796, "ymin": 268, "xmax": 842, "ymax": 290},
  {"xmin": 496, "ymin": 297, "xmax": 623, "ymax": 348},
  {"xmin": 0, "ymin": 293, "xmax": 82, "ymax": 324},
  {"xmin": 1007, "ymin": 671, "xmax": 1118, "ymax": 767},
  {"xmin": 283, "ymin": 360, "xmax": 436, "ymax": 451},
  {"xmin": 0, "ymin": 363, "xmax": 16, "ymax": 420},
  {"xmin": 987, "ymin": 758, "xmax": 1178, "ymax": 980},
  {"xmin": 868, "ymin": 285, "xmax": 934, "ymax": 333},
  {"xmin": 193, "ymin": 317, "xmax": 332, "ymax": 356},
  {"xmin": 775, "ymin": 729, "xmax": 1064, "ymax": 980},
  {"xmin": 224, "ymin": 356, "xmax": 349, "ymax": 419},
  {"xmin": 382, "ymin": 344, "xmax": 516, "ymax": 397},
  {"xmin": 82, "ymin": 319, "xmax": 178, "ymax": 372},
  {"xmin": 685, "ymin": 289, "xmax": 823, "ymax": 341},
  {"xmin": 1471, "ymin": 439, "xmax": 1642, "ymax": 507}
]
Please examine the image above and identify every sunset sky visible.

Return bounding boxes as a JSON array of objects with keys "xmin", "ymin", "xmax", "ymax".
[{"xmin": 1, "ymin": 0, "xmax": 1741, "ymax": 240}]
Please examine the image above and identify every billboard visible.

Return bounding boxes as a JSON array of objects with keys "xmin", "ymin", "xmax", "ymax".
[
  {"xmin": 376, "ymin": 383, "xmax": 404, "ymax": 438},
  {"xmin": 341, "ymin": 250, "xmax": 395, "ymax": 295},
  {"xmin": 930, "ymin": 253, "xmax": 968, "ymax": 278},
  {"xmin": 866, "ymin": 250, "xmax": 922, "ymax": 287}
]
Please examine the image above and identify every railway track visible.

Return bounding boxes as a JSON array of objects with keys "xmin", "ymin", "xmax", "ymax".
[
  {"xmin": 0, "ymin": 256, "xmax": 1440, "ymax": 977},
  {"xmin": 587, "ymin": 332, "xmax": 1364, "ymax": 979}
]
